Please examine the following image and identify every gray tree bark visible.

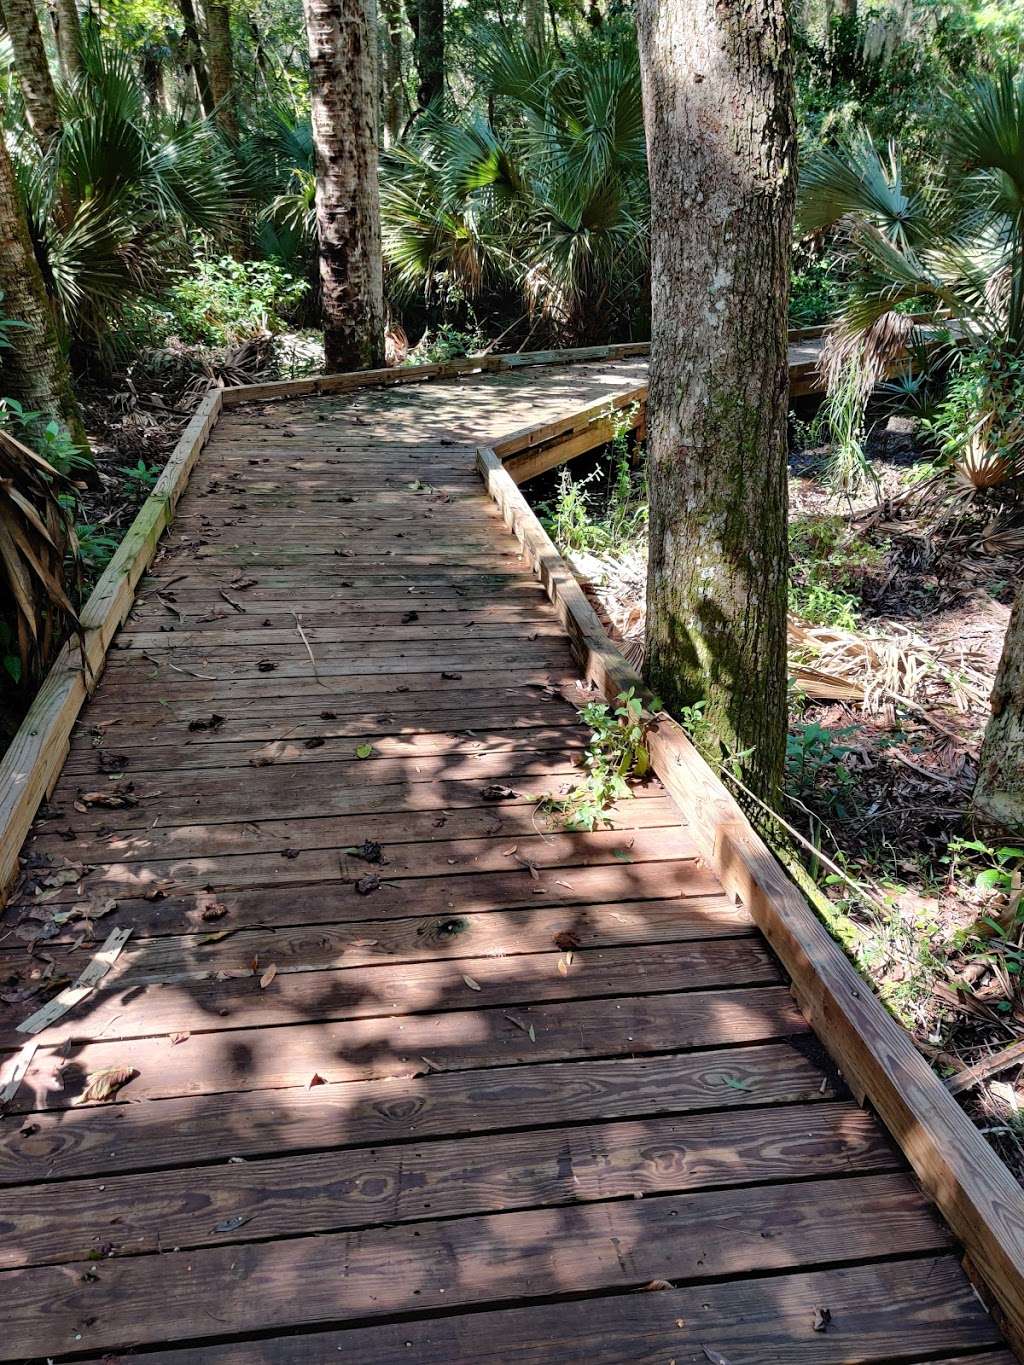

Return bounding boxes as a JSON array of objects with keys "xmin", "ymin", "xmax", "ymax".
[
  {"xmin": 303, "ymin": 0, "xmax": 385, "ymax": 371},
  {"xmin": 974, "ymin": 588, "xmax": 1024, "ymax": 834},
  {"xmin": 524, "ymin": 0, "xmax": 544, "ymax": 47},
  {"xmin": 380, "ymin": 0, "xmax": 403, "ymax": 143},
  {"xmin": 0, "ymin": 120, "xmax": 87, "ymax": 446},
  {"xmin": 50, "ymin": 0, "xmax": 83, "ymax": 80},
  {"xmin": 176, "ymin": 0, "xmax": 216, "ymax": 117},
  {"xmin": 1, "ymin": 0, "xmax": 61, "ymax": 147},
  {"xmin": 636, "ymin": 0, "xmax": 796, "ymax": 805}
]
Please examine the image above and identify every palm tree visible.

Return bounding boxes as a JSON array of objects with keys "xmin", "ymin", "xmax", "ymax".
[
  {"xmin": 380, "ymin": 31, "xmax": 649, "ymax": 344},
  {"xmin": 0, "ymin": 105, "xmax": 85, "ymax": 441},
  {"xmin": 202, "ymin": 0, "xmax": 238, "ymax": 139},
  {"xmin": 11, "ymin": 39, "xmax": 239, "ymax": 354},
  {"xmin": 798, "ymin": 68, "xmax": 1024, "ymax": 488}
]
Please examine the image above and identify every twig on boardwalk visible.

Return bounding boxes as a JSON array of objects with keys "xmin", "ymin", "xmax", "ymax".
[
  {"xmin": 17, "ymin": 927, "xmax": 133, "ymax": 1036},
  {"xmin": 291, "ymin": 611, "xmax": 324, "ymax": 686}
]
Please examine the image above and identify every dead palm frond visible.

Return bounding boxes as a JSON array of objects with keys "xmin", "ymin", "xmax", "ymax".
[{"xmin": 0, "ymin": 428, "xmax": 81, "ymax": 686}]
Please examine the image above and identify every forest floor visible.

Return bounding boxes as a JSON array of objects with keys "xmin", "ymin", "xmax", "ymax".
[{"xmin": 527, "ymin": 410, "xmax": 1024, "ymax": 1180}]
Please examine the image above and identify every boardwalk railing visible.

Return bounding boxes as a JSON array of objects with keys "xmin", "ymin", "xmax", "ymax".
[{"xmin": 476, "ymin": 427, "xmax": 1024, "ymax": 1359}]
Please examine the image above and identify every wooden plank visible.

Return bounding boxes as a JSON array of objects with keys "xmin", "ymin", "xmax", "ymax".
[
  {"xmin": 6, "ymin": 986, "xmax": 808, "ymax": 1111},
  {"xmin": 0, "ymin": 1172, "xmax": 946, "ymax": 1358},
  {"xmin": 0, "ymin": 1101, "xmax": 893, "ymax": 1268},
  {"xmin": 0, "ymin": 938, "xmax": 779, "ymax": 1047},
  {"xmin": 0, "ymin": 390, "xmax": 221, "ymax": 906},
  {"xmin": 0, "ymin": 1042, "xmax": 830, "ymax": 1185},
  {"xmin": 477, "ymin": 430, "xmax": 1024, "ymax": 1353},
  {"xmin": 90, "ymin": 1257, "xmax": 1002, "ymax": 1365}
]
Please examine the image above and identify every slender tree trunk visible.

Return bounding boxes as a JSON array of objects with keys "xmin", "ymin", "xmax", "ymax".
[
  {"xmin": 50, "ymin": 0, "xmax": 83, "ymax": 79},
  {"xmin": 405, "ymin": 0, "xmax": 442, "ymax": 108},
  {"xmin": 202, "ymin": 0, "xmax": 237, "ymax": 138},
  {"xmin": 973, "ymin": 587, "xmax": 1024, "ymax": 834},
  {"xmin": 636, "ymin": 0, "xmax": 796, "ymax": 805},
  {"xmin": 524, "ymin": 0, "xmax": 543, "ymax": 47},
  {"xmin": 303, "ymin": 0, "xmax": 385, "ymax": 371},
  {"xmin": 176, "ymin": 0, "xmax": 216, "ymax": 117},
  {"xmin": 0, "ymin": 124, "xmax": 86, "ymax": 445},
  {"xmin": 0, "ymin": 0, "xmax": 61, "ymax": 147},
  {"xmin": 380, "ymin": 0, "xmax": 403, "ymax": 142}
]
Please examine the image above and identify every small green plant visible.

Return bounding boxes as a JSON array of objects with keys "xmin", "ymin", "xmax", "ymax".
[
  {"xmin": 406, "ymin": 323, "xmax": 484, "ymax": 364},
  {"xmin": 786, "ymin": 722, "xmax": 857, "ymax": 810},
  {"xmin": 168, "ymin": 257, "xmax": 308, "ymax": 346},
  {"xmin": 788, "ymin": 514, "xmax": 883, "ymax": 629},
  {"xmin": 819, "ymin": 359, "xmax": 874, "ymax": 494},
  {"xmin": 946, "ymin": 838, "xmax": 1024, "ymax": 896},
  {"xmin": 921, "ymin": 341, "xmax": 1024, "ymax": 489},
  {"xmin": 118, "ymin": 458, "xmax": 160, "ymax": 493},
  {"xmin": 0, "ymin": 399, "xmax": 90, "ymax": 478},
  {"xmin": 554, "ymin": 688, "xmax": 656, "ymax": 831}
]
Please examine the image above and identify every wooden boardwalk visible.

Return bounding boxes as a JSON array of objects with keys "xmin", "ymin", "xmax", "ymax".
[{"xmin": 0, "ymin": 358, "xmax": 1014, "ymax": 1362}]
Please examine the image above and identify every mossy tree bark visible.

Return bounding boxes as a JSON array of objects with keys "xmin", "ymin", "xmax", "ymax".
[
  {"xmin": 974, "ymin": 587, "xmax": 1024, "ymax": 834},
  {"xmin": 524, "ymin": 0, "xmax": 544, "ymax": 48},
  {"xmin": 1, "ymin": 0, "xmax": 61, "ymax": 147},
  {"xmin": 636, "ymin": 0, "xmax": 796, "ymax": 806},
  {"xmin": 0, "ymin": 123, "xmax": 87, "ymax": 447},
  {"xmin": 303, "ymin": 0, "xmax": 385, "ymax": 371},
  {"xmin": 202, "ymin": 0, "xmax": 238, "ymax": 139}
]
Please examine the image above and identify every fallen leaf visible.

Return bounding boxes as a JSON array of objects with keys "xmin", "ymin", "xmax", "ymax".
[
  {"xmin": 638, "ymin": 1279, "xmax": 673, "ymax": 1292},
  {"xmin": 553, "ymin": 930, "xmax": 581, "ymax": 951},
  {"xmin": 78, "ymin": 898, "xmax": 118, "ymax": 921},
  {"xmin": 256, "ymin": 659, "xmax": 277, "ymax": 672},
  {"xmin": 304, "ymin": 737, "xmax": 326, "ymax": 749},
  {"xmin": 169, "ymin": 1032, "xmax": 190, "ymax": 1045},
  {"xmin": 308, "ymin": 1073, "xmax": 327, "ymax": 1088},
  {"xmin": 346, "ymin": 840, "xmax": 383, "ymax": 864},
  {"xmin": 441, "ymin": 671, "xmax": 462, "ymax": 680},
  {"xmin": 701, "ymin": 1349, "xmax": 733, "ymax": 1365},
  {"xmin": 557, "ymin": 951, "xmax": 574, "ymax": 976},
  {"xmin": 212, "ymin": 1215, "xmax": 252, "ymax": 1233},
  {"xmin": 74, "ymin": 1066, "xmax": 137, "ymax": 1105},
  {"xmin": 812, "ymin": 1307, "xmax": 832, "ymax": 1333},
  {"xmin": 201, "ymin": 901, "xmax": 228, "ymax": 921},
  {"xmin": 188, "ymin": 713, "xmax": 225, "ymax": 733},
  {"xmin": 259, "ymin": 964, "xmax": 278, "ymax": 989},
  {"xmin": 354, "ymin": 743, "xmax": 374, "ymax": 759},
  {"xmin": 355, "ymin": 874, "xmax": 381, "ymax": 895},
  {"xmin": 462, "ymin": 974, "xmax": 481, "ymax": 991}
]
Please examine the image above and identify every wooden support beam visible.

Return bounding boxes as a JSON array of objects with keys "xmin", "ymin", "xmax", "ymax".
[
  {"xmin": 476, "ymin": 438, "xmax": 1024, "ymax": 1357},
  {"xmin": 0, "ymin": 390, "xmax": 221, "ymax": 902}
]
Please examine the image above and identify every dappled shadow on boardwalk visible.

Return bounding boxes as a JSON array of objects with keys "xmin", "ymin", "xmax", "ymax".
[{"xmin": 0, "ymin": 361, "xmax": 1007, "ymax": 1362}]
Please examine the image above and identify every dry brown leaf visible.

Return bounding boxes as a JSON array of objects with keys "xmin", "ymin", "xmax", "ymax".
[
  {"xmin": 169, "ymin": 1032, "xmax": 190, "ymax": 1045},
  {"xmin": 74, "ymin": 1065, "xmax": 136, "ymax": 1105},
  {"xmin": 259, "ymin": 964, "xmax": 278, "ymax": 989},
  {"xmin": 462, "ymin": 974, "xmax": 481, "ymax": 991},
  {"xmin": 308, "ymin": 1073, "xmax": 327, "ymax": 1088},
  {"xmin": 638, "ymin": 1279, "xmax": 673, "ymax": 1292}
]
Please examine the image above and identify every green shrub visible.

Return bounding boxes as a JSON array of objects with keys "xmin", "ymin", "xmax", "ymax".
[{"xmin": 167, "ymin": 257, "xmax": 308, "ymax": 346}]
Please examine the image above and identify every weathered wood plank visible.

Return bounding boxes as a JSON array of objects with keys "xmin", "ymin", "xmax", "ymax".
[
  {"xmin": 0, "ymin": 1102, "xmax": 893, "ymax": 1267},
  {"xmin": 0, "ymin": 1042, "xmax": 827, "ymax": 1185},
  {"xmin": 7, "ymin": 986, "xmax": 807, "ymax": 1110},
  {"xmin": 87, "ymin": 1257, "xmax": 1000, "ymax": 1365},
  {"xmin": 0, "ymin": 1173, "xmax": 946, "ymax": 1358}
]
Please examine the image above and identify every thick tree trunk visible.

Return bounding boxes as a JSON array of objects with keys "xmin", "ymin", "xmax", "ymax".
[
  {"xmin": 0, "ymin": 126, "xmax": 87, "ymax": 446},
  {"xmin": 303, "ymin": 0, "xmax": 385, "ymax": 372},
  {"xmin": 176, "ymin": 0, "xmax": 216, "ymax": 117},
  {"xmin": 50, "ymin": 0, "xmax": 83, "ymax": 79},
  {"xmin": 636, "ymin": 0, "xmax": 796, "ymax": 805},
  {"xmin": 202, "ymin": 0, "xmax": 238, "ymax": 138},
  {"xmin": 974, "ymin": 588, "xmax": 1024, "ymax": 834},
  {"xmin": 1, "ymin": 0, "xmax": 61, "ymax": 147}
]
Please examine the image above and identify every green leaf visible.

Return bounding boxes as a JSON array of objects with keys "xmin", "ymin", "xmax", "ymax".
[{"xmin": 354, "ymin": 743, "xmax": 374, "ymax": 759}]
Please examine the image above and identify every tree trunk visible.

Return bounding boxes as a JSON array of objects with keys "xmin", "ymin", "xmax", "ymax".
[
  {"xmin": 303, "ymin": 0, "xmax": 385, "ymax": 372},
  {"xmin": 176, "ymin": 0, "xmax": 216, "ymax": 117},
  {"xmin": 0, "ymin": 124, "xmax": 87, "ymax": 446},
  {"xmin": 524, "ymin": 0, "xmax": 543, "ymax": 47},
  {"xmin": 974, "ymin": 587, "xmax": 1024, "ymax": 834},
  {"xmin": 405, "ymin": 0, "xmax": 442, "ymax": 108},
  {"xmin": 636, "ymin": 0, "xmax": 796, "ymax": 805},
  {"xmin": 202, "ymin": 0, "xmax": 238, "ymax": 138},
  {"xmin": 50, "ymin": 0, "xmax": 83, "ymax": 80},
  {"xmin": 0, "ymin": 0, "xmax": 61, "ymax": 147},
  {"xmin": 380, "ymin": 0, "xmax": 403, "ymax": 142}
]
